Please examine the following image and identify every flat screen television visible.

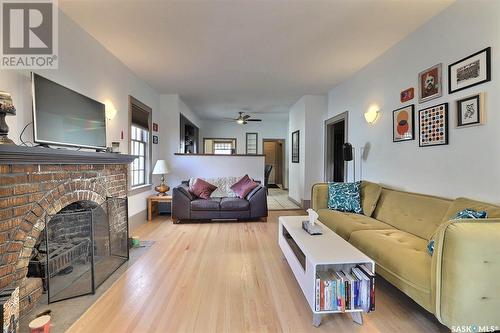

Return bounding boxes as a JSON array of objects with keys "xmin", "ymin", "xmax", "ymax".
[{"xmin": 32, "ymin": 73, "xmax": 107, "ymax": 149}]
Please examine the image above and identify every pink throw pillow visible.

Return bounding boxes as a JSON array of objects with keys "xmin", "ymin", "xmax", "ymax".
[
  {"xmin": 231, "ymin": 175, "xmax": 259, "ymax": 199},
  {"xmin": 189, "ymin": 178, "xmax": 217, "ymax": 199}
]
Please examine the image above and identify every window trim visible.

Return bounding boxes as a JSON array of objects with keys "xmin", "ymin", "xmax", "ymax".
[
  {"xmin": 245, "ymin": 132, "xmax": 258, "ymax": 155},
  {"xmin": 203, "ymin": 137, "xmax": 237, "ymax": 155},
  {"xmin": 128, "ymin": 96, "xmax": 153, "ymax": 194}
]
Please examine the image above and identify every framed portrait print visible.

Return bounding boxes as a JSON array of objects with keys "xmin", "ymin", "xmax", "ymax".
[
  {"xmin": 153, "ymin": 135, "xmax": 159, "ymax": 144},
  {"xmin": 418, "ymin": 64, "xmax": 443, "ymax": 103},
  {"xmin": 456, "ymin": 93, "xmax": 485, "ymax": 128},
  {"xmin": 291, "ymin": 130, "xmax": 299, "ymax": 163},
  {"xmin": 393, "ymin": 105, "xmax": 415, "ymax": 142},
  {"xmin": 448, "ymin": 47, "xmax": 491, "ymax": 94},
  {"xmin": 418, "ymin": 103, "xmax": 448, "ymax": 147}
]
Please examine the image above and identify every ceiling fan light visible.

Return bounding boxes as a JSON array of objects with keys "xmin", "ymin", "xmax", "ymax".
[{"xmin": 236, "ymin": 119, "xmax": 244, "ymax": 124}]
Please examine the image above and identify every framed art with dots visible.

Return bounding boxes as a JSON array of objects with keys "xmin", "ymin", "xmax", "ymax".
[{"xmin": 418, "ymin": 103, "xmax": 448, "ymax": 147}]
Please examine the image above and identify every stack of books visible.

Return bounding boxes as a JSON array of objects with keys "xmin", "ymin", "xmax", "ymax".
[{"xmin": 315, "ymin": 264, "xmax": 375, "ymax": 312}]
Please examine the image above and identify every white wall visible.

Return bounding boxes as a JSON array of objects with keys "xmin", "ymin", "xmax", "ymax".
[
  {"xmin": 0, "ymin": 11, "xmax": 175, "ymax": 218},
  {"xmin": 173, "ymin": 155, "xmax": 265, "ymax": 184},
  {"xmin": 327, "ymin": 0, "xmax": 500, "ymax": 204},
  {"xmin": 288, "ymin": 95, "xmax": 328, "ymax": 204},
  {"xmin": 199, "ymin": 116, "xmax": 289, "ymax": 186}
]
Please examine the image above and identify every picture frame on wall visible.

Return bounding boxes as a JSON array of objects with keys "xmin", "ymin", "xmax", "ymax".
[
  {"xmin": 393, "ymin": 104, "xmax": 415, "ymax": 142},
  {"xmin": 152, "ymin": 135, "xmax": 159, "ymax": 144},
  {"xmin": 418, "ymin": 63, "xmax": 443, "ymax": 103},
  {"xmin": 456, "ymin": 93, "xmax": 485, "ymax": 128},
  {"xmin": 291, "ymin": 130, "xmax": 299, "ymax": 163},
  {"xmin": 418, "ymin": 103, "xmax": 449, "ymax": 147},
  {"xmin": 400, "ymin": 87, "xmax": 414, "ymax": 103},
  {"xmin": 448, "ymin": 47, "xmax": 491, "ymax": 94}
]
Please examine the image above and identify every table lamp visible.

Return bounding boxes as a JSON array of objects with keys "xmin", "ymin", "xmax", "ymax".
[
  {"xmin": 0, "ymin": 91, "xmax": 16, "ymax": 145},
  {"xmin": 153, "ymin": 159, "xmax": 170, "ymax": 196}
]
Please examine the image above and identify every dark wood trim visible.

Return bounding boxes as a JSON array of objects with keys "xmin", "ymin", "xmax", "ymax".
[
  {"xmin": 0, "ymin": 145, "xmax": 136, "ymax": 164},
  {"xmin": 324, "ymin": 111, "xmax": 348, "ymax": 182},
  {"xmin": 174, "ymin": 153, "xmax": 265, "ymax": 157}
]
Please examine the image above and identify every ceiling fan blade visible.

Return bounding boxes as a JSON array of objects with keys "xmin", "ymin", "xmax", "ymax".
[
  {"xmin": 246, "ymin": 119, "xmax": 262, "ymax": 122},
  {"xmin": 243, "ymin": 115, "xmax": 251, "ymax": 119}
]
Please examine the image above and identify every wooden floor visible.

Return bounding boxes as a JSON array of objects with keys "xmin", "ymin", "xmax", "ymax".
[{"xmin": 68, "ymin": 211, "xmax": 448, "ymax": 333}]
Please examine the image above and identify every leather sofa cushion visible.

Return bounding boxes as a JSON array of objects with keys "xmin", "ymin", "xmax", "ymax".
[
  {"xmin": 191, "ymin": 198, "xmax": 221, "ymax": 211},
  {"xmin": 373, "ymin": 188, "xmax": 451, "ymax": 240},
  {"xmin": 317, "ymin": 209, "xmax": 394, "ymax": 240},
  {"xmin": 349, "ymin": 229, "xmax": 431, "ymax": 297},
  {"xmin": 442, "ymin": 197, "xmax": 500, "ymax": 222},
  {"xmin": 360, "ymin": 181, "xmax": 382, "ymax": 217},
  {"xmin": 220, "ymin": 197, "xmax": 249, "ymax": 211}
]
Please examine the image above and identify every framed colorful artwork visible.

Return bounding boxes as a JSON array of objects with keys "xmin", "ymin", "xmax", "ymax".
[
  {"xmin": 152, "ymin": 123, "xmax": 159, "ymax": 132},
  {"xmin": 291, "ymin": 130, "xmax": 299, "ymax": 163},
  {"xmin": 400, "ymin": 87, "xmax": 414, "ymax": 103},
  {"xmin": 448, "ymin": 47, "xmax": 491, "ymax": 94},
  {"xmin": 418, "ymin": 103, "xmax": 448, "ymax": 147},
  {"xmin": 393, "ymin": 105, "xmax": 415, "ymax": 142},
  {"xmin": 456, "ymin": 93, "xmax": 485, "ymax": 128},
  {"xmin": 418, "ymin": 64, "xmax": 442, "ymax": 103}
]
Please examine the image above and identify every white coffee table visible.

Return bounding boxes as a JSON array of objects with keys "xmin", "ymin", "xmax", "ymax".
[{"xmin": 278, "ymin": 215, "xmax": 375, "ymax": 327}]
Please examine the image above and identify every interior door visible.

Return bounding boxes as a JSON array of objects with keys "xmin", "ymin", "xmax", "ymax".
[{"xmin": 263, "ymin": 141, "xmax": 277, "ymax": 184}]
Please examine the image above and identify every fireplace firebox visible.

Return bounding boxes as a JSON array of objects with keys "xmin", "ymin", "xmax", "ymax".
[{"xmin": 28, "ymin": 197, "xmax": 128, "ymax": 303}]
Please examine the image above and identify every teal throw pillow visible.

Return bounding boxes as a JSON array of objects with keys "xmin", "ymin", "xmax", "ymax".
[
  {"xmin": 327, "ymin": 182, "xmax": 363, "ymax": 214},
  {"xmin": 427, "ymin": 208, "xmax": 488, "ymax": 255}
]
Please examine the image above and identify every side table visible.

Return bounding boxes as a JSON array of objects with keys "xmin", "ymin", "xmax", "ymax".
[{"xmin": 147, "ymin": 195, "xmax": 172, "ymax": 221}]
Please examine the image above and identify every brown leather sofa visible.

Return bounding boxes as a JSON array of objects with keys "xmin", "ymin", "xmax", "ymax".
[{"xmin": 172, "ymin": 182, "xmax": 268, "ymax": 223}]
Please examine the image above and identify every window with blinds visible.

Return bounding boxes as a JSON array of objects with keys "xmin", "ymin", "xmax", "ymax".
[{"xmin": 130, "ymin": 97, "xmax": 151, "ymax": 188}]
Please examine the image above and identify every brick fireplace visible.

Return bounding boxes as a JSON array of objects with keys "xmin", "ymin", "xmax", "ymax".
[{"xmin": 0, "ymin": 146, "xmax": 134, "ymax": 317}]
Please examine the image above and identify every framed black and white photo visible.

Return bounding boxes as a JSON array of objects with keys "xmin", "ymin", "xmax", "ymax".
[
  {"xmin": 153, "ymin": 135, "xmax": 159, "ymax": 144},
  {"xmin": 291, "ymin": 130, "xmax": 299, "ymax": 163},
  {"xmin": 448, "ymin": 47, "xmax": 491, "ymax": 94},
  {"xmin": 456, "ymin": 93, "xmax": 485, "ymax": 128}
]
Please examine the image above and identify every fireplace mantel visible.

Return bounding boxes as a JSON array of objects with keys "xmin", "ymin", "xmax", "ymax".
[{"xmin": 0, "ymin": 145, "xmax": 136, "ymax": 164}]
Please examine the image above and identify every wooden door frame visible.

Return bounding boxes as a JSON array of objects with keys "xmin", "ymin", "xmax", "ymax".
[
  {"xmin": 324, "ymin": 111, "xmax": 348, "ymax": 182},
  {"xmin": 262, "ymin": 138, "xmax": 285, "ymax": 187}
]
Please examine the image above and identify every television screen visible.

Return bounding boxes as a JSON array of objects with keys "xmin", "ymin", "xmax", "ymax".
[{"xmin": 32, "ymin": 73, "xmax": 106, "ymax": 149}]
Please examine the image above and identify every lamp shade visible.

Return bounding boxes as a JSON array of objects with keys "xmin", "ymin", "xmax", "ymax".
[
  {"xmin": 152, "ymin": 160, "xmax": 169, "ymax": 175},
  {"xmin": 343, "ymin": 143, "xmax": 353, "ymax": 161}
]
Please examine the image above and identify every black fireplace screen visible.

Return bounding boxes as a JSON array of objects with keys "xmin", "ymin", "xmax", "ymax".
[{"xmin": 34, "ymin": 197, "xmax": 128, "ymax": 303}]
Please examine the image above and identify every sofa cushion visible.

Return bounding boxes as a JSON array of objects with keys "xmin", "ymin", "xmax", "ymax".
[
  {"xmin": 191, "ymin": 198, "xmax": 221, "ymax": 211},
  {"xmin": 442, "ymin": 197, "xmax": 500, "ymax": 222},
  {"xmin": 220, "ymin": 197, "xmax": 249, "ymax": 211},
  {"xmin": 189, "ymin": 178, "xmax": 217, "ymax": 199},
  {"xmin": 327, "ymin": 182, "xmax": 363, "ymax": 213},
  {"xmin": 317, "ymin": 209, "xmax": 394, "ymax": 240},
  {"xmin": 349, "ymin": 229, "xmax": 431, "ymax": 309},
  {"xmin": 360, "ymin": 181, "xmax": 382, "ymax": 217},
  {"xmin": 192, "ymin": 177, "xmax": 240, "ymax": 198},
  {"xmin": 230, "ymin": 175, "xmax": 259, "ymax": 199},
  {"xmin": 373, "ymin": 188, "xmax": 451, "ymax": 240}
]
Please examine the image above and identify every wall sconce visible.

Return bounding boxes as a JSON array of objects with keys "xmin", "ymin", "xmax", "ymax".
[
  {"xmin": 105, "ymin": 100, "xmax": 117, "ymax": 121},
  {"xmin": 364, "ymin": 105, "xmax": 380, "ymax": 124}
]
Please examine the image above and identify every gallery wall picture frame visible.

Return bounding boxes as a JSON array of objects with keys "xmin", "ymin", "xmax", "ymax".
[
  {"xmin": 418, "ymin": 63, "xmax": 443, "ymax": 103},
  {"xmin": 456, "ymin": 92, "xmax": 485, "ymax": 128},
  {"xmin": 418, "ymin": 103, "xmax": 449, "ymax": 147},
  {"xmin": 291, "ymin": 130, "xmax": 299, "ymax": 163},
  {"xmin": 152, "ymin": 135, "xmax": 159, "ymax": 144},
  {"xmin": 393, "ymin": 104, "xmax": 415, "ymax": 142},
  {"xmin": 448, "ymin": 47, "xmax": 491, "ymax": 94},
  {"xmin": 152, "ymin": 123, "xmax": 159, "ymax": 132},
  {"xmin": 400, "ymin": 87, "xmax": 414, "ymax": 103}
]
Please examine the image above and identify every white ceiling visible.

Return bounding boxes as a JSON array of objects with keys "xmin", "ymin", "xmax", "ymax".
[{"xmin": 60, "ymin": 0, "xmax": 453, "ymax": 120}]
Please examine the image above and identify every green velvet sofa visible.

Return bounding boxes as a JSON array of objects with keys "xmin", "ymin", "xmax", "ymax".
[{"xmin": 311, "ymin": 181, "xmax": 500, "ymax": 329}]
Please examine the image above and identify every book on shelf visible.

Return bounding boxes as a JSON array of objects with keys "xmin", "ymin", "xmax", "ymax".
[{"xmin": 315, "ymin": 266, "xmax": 375, "ymax": 313}]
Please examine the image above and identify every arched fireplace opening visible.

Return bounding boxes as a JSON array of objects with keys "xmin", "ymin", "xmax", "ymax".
[{"xmin": 28, "ymin": 197, "xmax": 128, "ymax": 303}]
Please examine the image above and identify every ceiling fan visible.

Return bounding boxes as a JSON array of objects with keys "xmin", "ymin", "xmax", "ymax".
[{"xmin": 226, "ymin": 112, "xmax": 262, "ymax": 125}]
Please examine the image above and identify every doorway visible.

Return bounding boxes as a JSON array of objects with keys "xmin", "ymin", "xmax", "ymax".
[
  {"xmin": 324, "ymin": 112, "xmax": 348, "ymax": 182},
  {"xmin": 262, "ymin": 139, "xmax": 284, "ymax": 187}
]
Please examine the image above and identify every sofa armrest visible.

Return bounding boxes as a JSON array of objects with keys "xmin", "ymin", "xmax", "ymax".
[
  {"xmin": 311, "ymin": 183, "xmax": 329, "ymax": 211},
  {"xmin": 172, "ymin": 185, "xmax": 194, "ymax": 220},
  {"xmin": 431, "ymin": 218, "xmax": 500, "ymax": 328},
  {"xmin": 248, "ymin": 186, "xmax": 268, "ymax": 218}
]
